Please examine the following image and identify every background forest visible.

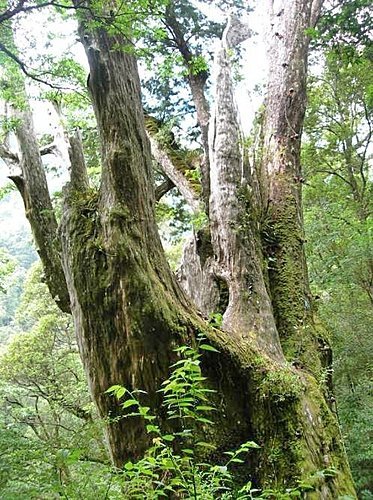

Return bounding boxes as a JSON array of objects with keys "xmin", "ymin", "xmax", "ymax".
[{"xmin": 0, "ymin": 0, "xmax": 372, "ymax": 498}]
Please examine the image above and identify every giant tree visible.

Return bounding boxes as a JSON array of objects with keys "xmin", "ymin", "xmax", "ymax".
[{"xmin": 0, "ymin": 0, "xmax": 356, "ymax": 494}]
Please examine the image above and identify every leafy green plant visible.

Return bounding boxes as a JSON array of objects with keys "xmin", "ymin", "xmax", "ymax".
[
  {"xmin": 107, "ymin": 336, "xmax": 260, "ymax": 499},
  {"xmin": 208, "ymin": 311, "xmax": 223, "ymax": 328},
  {"xmin": 107, "ymin": 337, "xmax": 344, "ymax": 498}
]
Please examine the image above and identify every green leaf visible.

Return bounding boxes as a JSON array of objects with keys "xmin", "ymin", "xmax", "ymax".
[
  {"xmin": 195, "ymin": 405, "xmax": 216, "ymax": 412},
  {"xmin": 199, "ymin": 344, "xmax": 219, "ymax": 352},
  {"xmin": 146, "ymin": 424, "xmax": 160, "ymax": 434},
  {"xmin": 181, "ymin": 449, "xmax": 194, "ymax": 455},
  {"xmin": 196, "ymin": 417, "xmax": 214, "ymax": 424},
  {"xmin": 116, "ymin": 387, "xmax": 126, "ymax": 399},
  {"xmin": 195, "ymin": 441, "xmax": 217, "ymax": 450},
  {"xmin": 106, "ymin": 385, "xmax": 122, "ymax": 393},
  {"xmin": 162, "ymin": 434, "xmax": 175, "ymax": 442},
  {"xmin": 241, "ymin": 441, "xmax": 260, "ymax": 449},
  {"xmin": 122, "ymin": 399, "xmax": 139, "ymax": 408}
]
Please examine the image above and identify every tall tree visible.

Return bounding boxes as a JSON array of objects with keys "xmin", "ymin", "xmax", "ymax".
[{"xmin": 0, "ymin": 0, "xmax": 356, "ymax": 494}]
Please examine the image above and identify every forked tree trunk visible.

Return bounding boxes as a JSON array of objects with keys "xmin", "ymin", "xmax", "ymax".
[{"xmin": 4, "ymin": 0, "xmax": 356, "ymax": 495}]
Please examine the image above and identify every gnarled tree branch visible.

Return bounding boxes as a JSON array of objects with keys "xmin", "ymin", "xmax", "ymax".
[
  {"xmin": 155, "ymin": 176, "xmax": 174, "ymax": 201},
  {"xmin": 147, "ymin": 133, "xmax": 201, "ymax": 213}
]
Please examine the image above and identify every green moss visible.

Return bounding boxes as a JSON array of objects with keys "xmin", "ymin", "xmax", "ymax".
[
  {"xmin": 109, "ymin": 204, "xmax": 130, "ymax": 221},
  {"xmin": 262, "ymin": 178, "xmax": 325, "ymax": 376},
  {"xmin": 259, "ymin": 367, "xmax": 303, "ymax": 403},
  {"xmin": 62, "ymin": 183, "xmax": 355, "ymax": 496}
]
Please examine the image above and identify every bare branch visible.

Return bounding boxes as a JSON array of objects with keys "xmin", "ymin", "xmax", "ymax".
[
  {"xmin": 0, "ymin": 41, "xmax": 83, "ymax": 92},
  {"xmin": 147, "ymin": 133, "xmax": 201, "ymax": 213},
  {"xmin": 310, "ymin": 0, "xmax": 324, "ymax": 28},
  {"xmin": 39, "ymin": 143, "xmax": 57, "ymax": 156},
  {"xmin": 0, "ymin": 0, "xmax": 87, "ymax": 24},
  {"xmin": 0, "ymin": 144, "xmax": 19, "ymax": 164},
  {"xmin": 155, "ymin": 176, "xmax": 175, "ymax": 201},
  {"xmin": 315, "ymin": 168, "xmax": 354, "ymax": 188},
  {"xmin": 68, "ymin": 129, "xmax": 89, "ymax": 191}
]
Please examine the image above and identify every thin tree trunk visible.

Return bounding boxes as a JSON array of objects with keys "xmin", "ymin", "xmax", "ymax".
[
  {"xmin": 261, "ymin": 0, "xmax": 328, "ymax": 375},
  {"xmin": 9, "ymin": 104, "xmax": 70, "ymax": 313}
]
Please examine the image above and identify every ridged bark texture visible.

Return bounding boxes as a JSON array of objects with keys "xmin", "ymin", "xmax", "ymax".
[
  {"xmin": 208, "ymin": 16, "xmax": 282, "ymax": 360},
  {"xmin": 6, "ymin": 0, "xmax": 356, "ymax": 495},
  {"xmin": 11, "ymin": 106, "xmax": 70, "ymax": 313},
  {"xmin": 262, "ymin": 0, "xmax": 329, "ymax": 374}
]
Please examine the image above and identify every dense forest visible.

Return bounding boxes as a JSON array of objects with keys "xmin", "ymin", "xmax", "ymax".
[{"xmin": 0, "ymin": 0, "xmax": 371, "ymax": 498}]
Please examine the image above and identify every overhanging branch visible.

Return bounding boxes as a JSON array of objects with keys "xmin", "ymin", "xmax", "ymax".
[
  {"xmin": 155, "ymin": 176, "xmax": 175, "ymax": 201},
  {"xmin": 0, "ymin": 144, "xmax": 19, "ymax": 164},
  {"xmin": 147, "ymin": 133, "xmax": 201, "ymax": 213}
]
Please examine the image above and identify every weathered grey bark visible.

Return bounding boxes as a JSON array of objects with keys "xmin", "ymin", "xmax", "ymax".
[
  {"xmin": 179, "ymin": 8, "xmax": 355, "ymax": 496},
  {"xmin": 7, "ymin": 105, "xmax": 70, "ymax": 313},
  {"xmin": 177, "ymin": 231, "xmax": 219, "ymax": 316},
  {"xmin": 260, "ymin": 0, "xmax": 328, "ymax": 374},
  {"xmin": 208, "ymin": 16, "xmax": 282, "ymax": 359},
  {"xmin": 60, "ymin": 2, "xmax": 192, "ymax": 463}
]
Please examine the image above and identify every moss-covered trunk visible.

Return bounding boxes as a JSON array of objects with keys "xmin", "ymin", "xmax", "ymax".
[
  {"xmin": 58, "ymin": 2, "xmax": 354, "ymax": 494},
  {"xmin": 260, "ymin": 0, "xmax": 325, "ymax": 375},
  {"xmin": 4, "ymin": 0, "xmax": 356, "ymax": 495}
]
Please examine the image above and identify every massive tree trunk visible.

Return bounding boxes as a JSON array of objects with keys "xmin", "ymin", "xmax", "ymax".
[{"xmin": 2, "ymin": 0, "xmax": 356, "ymax": 495}]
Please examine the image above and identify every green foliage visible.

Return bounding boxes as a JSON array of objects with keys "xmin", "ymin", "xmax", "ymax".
[
  {"xmin": 103, "ymin": 337, "xmax": 339, "ymax": 499},
  {"xmin": 164, "ymin": 240, "xmax": 184, "ymax": 271},
  {"xmin": 141, "ymin": 0, "xmax": 247, "ymax": 121},
  {"xmin": 303, "ymin": 45, "xmax": 373, "ymax": 495},
  {"xmin": 208, "ymin": 312, "xmax": 223, "ymax": 328},
  {"xmin": 156, "ymin": 196, "xmax": 193, "ymax": 243},
  {"xmin": 0, "ymin": 248, "xmax": 16, "ymax": 294},
  {"xmin": 191, "ymin": 209, "xmax": 208, "ymax": 231},
  {"xmin": 0, "ymin": 204, "xmax": 37, "ymax": 336},
  {"xmin": 187, "ymin": 55, "xmax": 209, "ymax": 76},
  {"xmin": 259, "ymin": 370, "xmax": 303, "ymax": 404},
  {"xmin": 0, "ymin": 183, "xmax": 15, "ymax": 201},
  {"xmin": 316, "ymin": 0, "xmax": 372, "ymax": 50},
  {"xmin": 0, "ymin": 263, "xmax": 111, "ymax": 499},
  {"xmin": 106, "ymin": 336, "xmax": 265, "ymax": 499}
]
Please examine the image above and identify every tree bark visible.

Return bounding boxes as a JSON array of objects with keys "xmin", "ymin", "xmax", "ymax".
[
  {"xmin": 208, "ymin": 15, "xmax": 282, "ymax": 360},
  {"xmin": 261, "ymin": 0, "xmax": 328, "ymax": 374},
  {"xmin": 9, "ymin": 105, "xmax": 70, "ymax": 313},
  {"xmin": 4, "ymin": 0, "xmax": 356, "ymax": 495}
]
